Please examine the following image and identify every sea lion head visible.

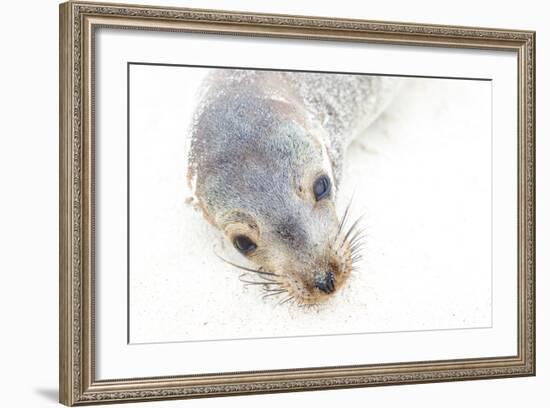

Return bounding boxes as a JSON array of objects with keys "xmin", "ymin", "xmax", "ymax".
[{"xmin": 188, "ymin": 73, "xmax": 359, "ymax": 305}]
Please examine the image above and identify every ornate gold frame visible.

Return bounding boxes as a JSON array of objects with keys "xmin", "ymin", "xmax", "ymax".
[{"xmin": 59, "ymin": 1, "xmax": 536, "ymax": 405}]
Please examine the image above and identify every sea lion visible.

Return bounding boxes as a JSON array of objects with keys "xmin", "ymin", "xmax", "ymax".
[{"xmin": 188, "ymin": 69, "xmax": 400, "ymax": 305}]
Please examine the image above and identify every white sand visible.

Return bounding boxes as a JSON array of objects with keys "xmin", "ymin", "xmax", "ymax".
[{"xmin": 129, "ymin": 65, "xmax": 492, "ymax": 344}]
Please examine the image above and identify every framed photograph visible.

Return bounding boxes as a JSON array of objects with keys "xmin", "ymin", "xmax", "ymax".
[{"xmin": 59, "ymin": 1, "xmax": 536, "ymax": 405}]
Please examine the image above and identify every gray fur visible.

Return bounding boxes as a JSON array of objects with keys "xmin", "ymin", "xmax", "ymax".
[{"xmin": 187, "ymin": 69, "xmax": 399, "ymax": 303}]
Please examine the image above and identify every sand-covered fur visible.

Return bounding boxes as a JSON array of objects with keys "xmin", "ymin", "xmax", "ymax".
[{"xmin": 188, "ymin": 70, "xmax": 399, "ymax": 305}]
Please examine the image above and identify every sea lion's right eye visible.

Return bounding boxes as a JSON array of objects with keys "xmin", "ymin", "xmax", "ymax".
[{"xmin": 233, "ymin": 235, "xmax": 257, "ymax": 255}]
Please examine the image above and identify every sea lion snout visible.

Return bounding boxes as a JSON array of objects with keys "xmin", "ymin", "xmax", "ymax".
[
  {"xmin": 256, "ymin": 217, "xmax": 353, "ymax": 304},
  {"xmin": 314, "ymin": 271, "xmax": 336, "ymax": 294}
]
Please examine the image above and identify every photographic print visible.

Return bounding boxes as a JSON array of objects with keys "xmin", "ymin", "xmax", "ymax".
[
  {"xmin": 128, "ymin": 66, "xmax": 492, "ymax": 343},
  {"xmin": 59, "ymin": 2, "xmax": 534, "ymax": 404}
]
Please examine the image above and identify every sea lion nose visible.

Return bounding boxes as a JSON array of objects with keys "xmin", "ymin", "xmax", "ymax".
[{"xmin": 314, "ymin": 271, "xmax": 335, "ymax": 294}]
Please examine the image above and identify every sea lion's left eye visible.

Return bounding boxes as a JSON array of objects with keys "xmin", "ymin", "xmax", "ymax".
[{"xmin": 313, "ymin": 175, "xmax": 331, "ymax": 201}]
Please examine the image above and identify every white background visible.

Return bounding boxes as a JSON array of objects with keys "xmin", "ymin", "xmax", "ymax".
[
  {"xmin": 0, "ymin": 0, "xmax": 546, "ymax": 407},
  {"xmin": 95, "ymin": 28, "xmax": 515, "ymax": 379},
  {"xmin": 129, "ymin": 67, "xmax": 493, "ymax": 344}
]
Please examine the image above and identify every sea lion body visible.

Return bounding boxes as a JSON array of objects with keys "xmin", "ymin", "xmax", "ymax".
[{"xmin": 188, "ymin": 69, "xmax": 399, "ymax": 305}]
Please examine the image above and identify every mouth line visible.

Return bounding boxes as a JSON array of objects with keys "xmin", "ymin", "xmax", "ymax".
[
  {"xmin": 274, "ymin": 248, "xmax": 354, "ymax": 306},
  {"xmin": 221, "ymin": 217, "xmax": 361, "ymax": 306},
  {"xmin": 232, "ymin": 240, "xmax": 357, "ymax": 306}
]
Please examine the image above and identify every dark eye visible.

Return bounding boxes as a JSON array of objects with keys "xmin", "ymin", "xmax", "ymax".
[
  {"xmin": 233, "ymin": 235, "xmax": 257, "ymax": 255},
  {"xmin": 313, "ymin": 175, "xmax": 331, "ymax": 201}
]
